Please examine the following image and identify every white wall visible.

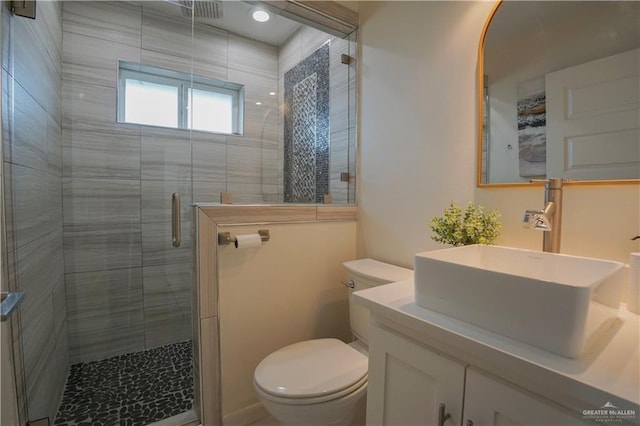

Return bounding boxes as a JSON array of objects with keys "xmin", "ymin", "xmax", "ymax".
[
  {"xmin": 357, "ymin": 1, "xmax": 640, "ymax": 267},
  {"xmin": 358, "ymin": 1, "xmax": 494, "ymax": 268},
  {"xmin": 218, "ymin": 221, "xmax": 356, "ymax": 418}
]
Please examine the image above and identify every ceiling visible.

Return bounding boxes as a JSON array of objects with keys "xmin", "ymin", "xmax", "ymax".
[{"xmin": 146, "ymin": 0, "xmax": 302, "ymax": 46}]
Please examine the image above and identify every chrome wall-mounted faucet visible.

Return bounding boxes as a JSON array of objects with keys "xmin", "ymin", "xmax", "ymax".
[{"xmin": 522, "ymin": 178, "xmax": 563, "ymax": 253}]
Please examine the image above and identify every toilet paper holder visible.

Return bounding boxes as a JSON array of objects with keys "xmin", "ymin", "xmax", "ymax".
[{"xmin": 218, "ymin": 229, "xmax": 270, "ymax": 245}]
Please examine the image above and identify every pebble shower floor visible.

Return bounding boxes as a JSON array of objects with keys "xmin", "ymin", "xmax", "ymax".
[{"xmin": 54, "ymin": 341, "xmax": 193, "ymax": 426}]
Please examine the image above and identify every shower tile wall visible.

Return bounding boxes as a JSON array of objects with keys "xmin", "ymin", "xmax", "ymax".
[
  {"xmin": 61, "ymin": 1, "xmax": 279, "ymax": 364},
  {"xmin": 2, "ymin": 1, "xmax": 67, "ymax": 422},
  {"xmin": 278, "ymin": 27, "xmax": 356, "ymax": 204}
]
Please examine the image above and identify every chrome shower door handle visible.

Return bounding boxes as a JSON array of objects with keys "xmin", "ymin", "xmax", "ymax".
[{"xmin": 172, "ymin": 193, "xmax": 181, "ymax": 247}]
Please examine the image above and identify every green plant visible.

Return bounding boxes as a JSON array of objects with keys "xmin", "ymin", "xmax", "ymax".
[{"xmin": 429, "ymin": 201, "xmax": 501, "ymax": 246}]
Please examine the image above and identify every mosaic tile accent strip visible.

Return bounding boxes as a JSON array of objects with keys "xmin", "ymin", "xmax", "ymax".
[
  {"xmin": 292, "ymin": 73, "xmax": 318, "ymax": 202},
  {"xmin": 284, "ymin": 42, "xmax": 330, "ymax": 203},
  {"xmin": 54, "ymin": 341, "xmax": 193, "ymax": 426}
]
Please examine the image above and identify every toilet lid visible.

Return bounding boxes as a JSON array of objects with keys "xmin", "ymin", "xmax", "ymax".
[{"xmin": 254, "ymin": 339, "xmax": 368, "ymax": 399}]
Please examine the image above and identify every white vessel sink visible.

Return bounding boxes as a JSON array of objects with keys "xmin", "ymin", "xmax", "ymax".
[{"xmin": 414, "ymin": 245, "xmax": 625, "ymax": 358}]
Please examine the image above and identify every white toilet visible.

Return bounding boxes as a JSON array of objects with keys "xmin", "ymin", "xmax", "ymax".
[{"xmin": 253, "ymin": 259, "xmax": 414, "ymax": 425}]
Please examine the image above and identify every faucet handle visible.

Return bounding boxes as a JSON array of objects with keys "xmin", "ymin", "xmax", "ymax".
[
  {"xmin": 522, "ymin": 210, "xmax": 539, "ymax": 229},
  {"xmin": 522, "ymin": 209, "xmax": 552, "ymax": 231}
]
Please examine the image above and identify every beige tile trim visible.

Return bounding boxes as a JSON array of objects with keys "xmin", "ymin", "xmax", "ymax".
[
  {"xmin": 197, "ymin": 204, "xmax": 357, "ymax": 223},
  {"xmin": 317, "ymin": 205, "xmax": 358, "ymax": 221},
  {"xmin": 193, "ymin": 204, "xmax": 357, "ymax": 425}
]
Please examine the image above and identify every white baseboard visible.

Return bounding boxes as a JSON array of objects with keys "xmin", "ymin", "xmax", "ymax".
[{"xmin": 223, "ymin": 402, "xmax": 271, "ymax": 426}]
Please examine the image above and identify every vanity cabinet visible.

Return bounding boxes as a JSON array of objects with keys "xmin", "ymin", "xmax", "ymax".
[
  {"xmin": 368, "ymin": 323, "xmax": 590, "ymax": 426},
  {"xmin": 366, "ymin": 323, "xmax": 466, "ymax": 426},
  {"xmin": 464, "ymin": 367, "xmax": 590, "ymax": 426}
]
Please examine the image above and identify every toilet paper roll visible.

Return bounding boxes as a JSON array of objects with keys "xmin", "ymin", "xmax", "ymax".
[
  {"xmin": 234, "ymin": 233, "xmax": 262, "ymax": 249},
  {"xmin": 628, "ymin": 253, "xmax": 640, "ymax": 314}
]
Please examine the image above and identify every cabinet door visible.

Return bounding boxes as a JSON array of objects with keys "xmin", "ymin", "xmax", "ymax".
[
  {"xmin": 367, "ymin": 323, "xmax": 466, "ymax": 426},
  {"xmin": 464, "ymin": 367, "xmax": 591, "ymax": 426}
]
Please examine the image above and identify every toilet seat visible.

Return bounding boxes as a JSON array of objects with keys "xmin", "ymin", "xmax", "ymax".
[{"xmin": 254, "ymin": 338, "xmax": 368, "ymax": 404}]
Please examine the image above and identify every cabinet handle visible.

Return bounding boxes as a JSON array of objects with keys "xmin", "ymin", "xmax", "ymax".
[
  {"xmin": 466, "ymin": 420, "xmax": 474, "ymax": 426},
  {"xmin": 438, "ymin": 403, "xmax": 451, "ymax": 426}
]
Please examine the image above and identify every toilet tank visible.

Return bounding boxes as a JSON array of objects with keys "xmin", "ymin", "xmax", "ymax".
[{"xmin": 343, "ymin": 259, "xmax": 413, "ymax": 345}]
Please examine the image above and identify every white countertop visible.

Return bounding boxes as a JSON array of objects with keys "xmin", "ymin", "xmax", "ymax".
[{"xmin": 354, "ymin": 280, "xmax": 640, "ymax": 412}]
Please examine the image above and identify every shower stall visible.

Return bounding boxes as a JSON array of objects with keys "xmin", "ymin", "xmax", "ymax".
[{"xmin": 1, "ymin": 0, "xmax": 357, "ymax": 425}]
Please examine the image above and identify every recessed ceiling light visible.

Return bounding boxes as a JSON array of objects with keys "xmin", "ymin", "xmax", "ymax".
[
  {"xmin": 256, "ymin": 101, "xmax": 262, "ymax": 105},
  {"xmin": 252, "ymin": 9, "xmax": 270, "ymax": 23},
  {"xmin": 269, "ymin": 92, "xmax": 276, "ymax": 96}
]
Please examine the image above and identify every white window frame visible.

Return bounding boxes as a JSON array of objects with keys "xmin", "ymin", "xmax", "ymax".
[{"xmin": 117, "ymin": 60, "xmax": 244, "ymax": 135}]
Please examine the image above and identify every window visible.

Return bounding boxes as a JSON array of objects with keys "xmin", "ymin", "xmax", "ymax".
[{"xmin": 117, "ymin": 61, "xmax": 244, "ymax": 135}]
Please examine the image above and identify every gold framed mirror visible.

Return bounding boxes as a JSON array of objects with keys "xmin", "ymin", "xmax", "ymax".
[{"xmin": 477, "ymin": 0, "xmax": 640, "ymax": 187}]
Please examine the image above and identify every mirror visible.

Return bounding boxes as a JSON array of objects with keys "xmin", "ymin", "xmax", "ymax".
[{"xmin": 478, "ymin": 1, "xmax": 640, "ymax": 186}]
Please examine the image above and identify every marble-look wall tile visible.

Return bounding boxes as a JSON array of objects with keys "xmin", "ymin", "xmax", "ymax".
[
  {"xmin": 62, "ymin": 80, "xmax": 140, "ymax": 135},
  {"xmin": 62, "ymin": 129, "xmax": 141, "ymax": 179},
  {"xmin": 142, "ymin": 6, "xmax": 228, "ymax": 79},
  {"xmin": 330, "ymin": 129, "xmax": 349, "ymax": 182},
  {"xmin": 329, "ymin": 61, "xmax": 350, "ymax": 134},
  {"xmin": 41, "ymin": 1, "xmax": 63, "ymax": 60},
  {"xmin": 1, "ymin": 71, "xmax": 10, "ymax": 145},
  {"xmin": 63, "ymin": 224, "xmax": 142, "ymax": 273},
  {"xmin": 9, "ymin": 3, "xmax": 61, "ymax": 114},
  {"xmin": 300, "ymin": 27, "xmax": 333, "ymax": 62},
  {"xmin": 20, "ymin": 297, "xmax": 60, "ymax": 421},
  {"xmin": 143, "ymin": 262, "xmax": 192, "ymax": 312},
  {"xmin": 53, "ymin": 278, "xmax": 68, "ymax": 340},
  {"xmin": 4, "ymin": 81, "xmax": 48, "ymax": 170},
  {"xmin": 348, "ymin": 136, "xmax": 356, "ymax": 204},
  {"xmin": 62, "ymin": 1, "xmax": 142, "ymax": 48},
  {"xmin": 140, "ymin": 48, "xmax": 228, "ymax": 83},
  {"xmin": 54, "ymin": 320, "xmax": 70, "ymax": 405},
  {"xmin": 63, "ymin": 178, "xmax": 141, "ymax": 273},
  {"xmin": 329, "ymin": 140, "xmax": 350, "ymax": 203},
  {"xmin": 226, "ymin": 182, "xmax": 278, "ymax": 204},
  {"xmin": 47, "ymin": 114, "xmax": 63, "ymax": 177},
  {"xmin": 144, "ymin": 304, "xmax": 191, "ymax": 349},
  {"xmin": 329, "ymin": 37, "xmax": 349, "ymax": 72},
  {"xmin": 63, "ymin": 31, "xmax": 140, "ymax": 88},
  {"xmin": 228, "ymin": 34, "xmax": 278, "ymax": 80},
  {"xmin": 4, "ymin": 164, "xmax": 62, "ymax": 251},
  {"xmin": 140, "ymin": 125, "xmax": 190, "ymax": 140},
  {"xmin": 9, "ymin": 230, "xmax": 64, "ymax": 331},
  {"xmin": 142, "ymin": 221, "xmax": 192, "ymax": 267},
  {"xmin": 21, "ymin": 299, "xmax": 55, "ymax": 384},
  {"xmin": 141, "ymin": 179, "xmax": 192, "ymax": 224},
  {"xmin": 262, "ymin": 147, "xmax": 280, "ymax": 186},
  {"xmin": 226, "ymin": 144, "xmax": 263, "ymax": 184},
  {"xmin": 63, "ymin": 178, "xmax": 140, "ymax": 225},
  {"xmin": 228, "ymin": 68, "xmax": 279, "ymax": 142},
  {"xmin": 192, "ymin": 140, "xmax": 227, "ymax": 183},
  {"xmin": 241, "ymin": 100, "xmax": 278, "ymax": 142},
  {"xmin": 279, "ymin": 31, "xmax": 302, "ymax": 76},
  {"xmin": 141, "ymin": 135, "xmax": 192, "ymax": 181},
  {"xmin": 193, "ymin": 181, "xmax": 227, "ymax": 204},
  {"xmin": 66, "ymin": 268, "xmax": 145, "ymax": 363}
]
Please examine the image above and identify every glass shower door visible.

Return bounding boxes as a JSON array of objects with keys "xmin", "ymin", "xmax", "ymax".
[{"xmin": 2, "ymin": 1, "xmax": 196, "ymax": 424}]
